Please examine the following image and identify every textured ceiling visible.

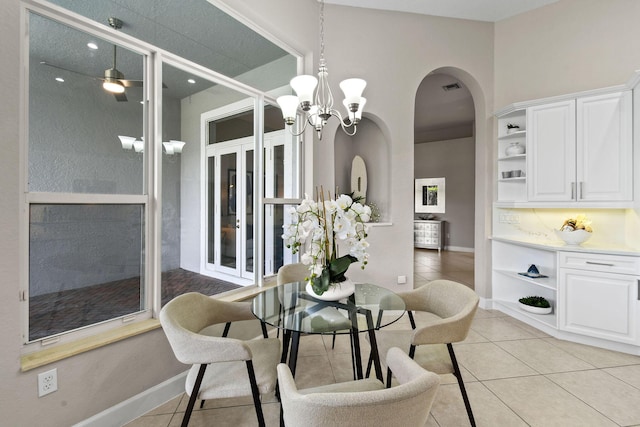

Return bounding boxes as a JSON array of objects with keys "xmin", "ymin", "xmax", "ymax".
[{"xmin": 33, "ymin": 0, "xmax": 290, "ymax": 101}]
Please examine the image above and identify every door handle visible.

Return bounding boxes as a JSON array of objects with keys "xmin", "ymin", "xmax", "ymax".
[
  {"xmin": 579, "ymin": 182, "xmax": 584, "ymax": 199},
  {"xmin": 571, "ymin": 182, "xmax": 576, "ymax": 200}
]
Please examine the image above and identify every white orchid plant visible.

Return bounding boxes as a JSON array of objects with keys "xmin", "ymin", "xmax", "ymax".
[{"xmin": 282, "ymin": 191, "xmax": 371, "ymax": 295}]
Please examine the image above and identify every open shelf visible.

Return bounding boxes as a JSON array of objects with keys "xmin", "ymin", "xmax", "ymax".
[
  {"xmin": 498, "ymin": 130, "xmax": 527, "ymax": 140},
  {"xmin": 493, "ymin": 300, "xmax": 557, "ymax": 328},
  {"xmin": 494, "ymin": 269, "xmax": 557, "ymax": 290},
  {"xmin": 498, "ymin": 154, "xmax": 526, "ymax": 161}
]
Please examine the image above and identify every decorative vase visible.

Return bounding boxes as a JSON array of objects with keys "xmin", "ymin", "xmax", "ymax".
[
  {"xmin": 555, "ymin": 229, "xmax": 592, "ymax": 246},
  {"xmin": 306, "ymin": 278, "xmax": 355, "ymax": 301},
  {"xmin": 505, "ymin": 142, "xmax": 525, "ymax": 156}
]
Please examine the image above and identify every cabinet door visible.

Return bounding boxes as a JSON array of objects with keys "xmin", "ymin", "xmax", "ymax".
[
  {"xmin": 558, "ymin": 268, "xmax": 638, "ymax": 344},
  {"xmin": 527, "ymin": 100, "xmax": 576, "ymax": 201},
  {"xmin": 576, "ymin": 91, "xmax": 632, "ymax": 201}
]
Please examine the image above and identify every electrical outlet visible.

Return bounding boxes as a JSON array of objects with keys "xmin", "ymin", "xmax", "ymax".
[
  {"xmin": 397, "ymin": 275, "xmax": 407, "ymax": 284},
  {"xmin": 38, "ymin": 368, "xmax": 57, "ymax": 397}
]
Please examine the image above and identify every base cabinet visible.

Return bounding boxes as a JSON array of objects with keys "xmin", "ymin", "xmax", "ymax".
[
  {"xmin": 558, "ymin": 252, "xmax": 639, "ymax": 345},
  {"xmin": 492, "ymin": 239, "xmax": 640, "ymax": 353}
]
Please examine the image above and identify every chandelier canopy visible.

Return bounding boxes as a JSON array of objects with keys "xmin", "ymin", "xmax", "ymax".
[{"xmin": 276, "ymin": 0, "xmax": 367, "ymax": 139}]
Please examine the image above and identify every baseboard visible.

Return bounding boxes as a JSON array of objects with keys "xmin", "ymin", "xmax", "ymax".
[
  {"xmin": 445, "ymin": 246, "xmax": 474, "ymax": 253},
  {"xmin": 73, "ymin": 371, "xmax": 187, "ymax": 427}
]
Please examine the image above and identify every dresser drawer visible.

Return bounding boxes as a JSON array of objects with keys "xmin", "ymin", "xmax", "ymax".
[{"xmin": 559, "ymin": 252, "xmax": 640, "ymax": 275}]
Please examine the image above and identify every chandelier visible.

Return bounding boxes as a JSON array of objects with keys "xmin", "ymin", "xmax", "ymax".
[{"xmin": 276, "ymin": 0, "xmax": 367, "ymax": 140}]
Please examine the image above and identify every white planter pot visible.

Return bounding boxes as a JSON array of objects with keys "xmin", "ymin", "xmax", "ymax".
[
  {"xmin": 518, "ymin": 302, "xmax": 552, "ymax": 315},
  {"xmin": 306, "ymin": 278, "xmax": 355, "ymax": 301}
]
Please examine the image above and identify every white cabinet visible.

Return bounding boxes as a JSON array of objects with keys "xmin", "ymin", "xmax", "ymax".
[
  {"xmin": 527, "ymin": 91, "xmax": 632, "ymax": 203},
  {"xmin": 527, "ymin": 100, "xmax": 576, "ymax": 202},
  {"xmin": 558, "ymin": 252, "xmax": 640, "ymax": 345},
  {"xmin": 414, "ymin": 220, "xmax": 445, "ymax": 253},
  {"xmin": 576, "ymin": 92, "xmax": 633, "ymax": 201}
]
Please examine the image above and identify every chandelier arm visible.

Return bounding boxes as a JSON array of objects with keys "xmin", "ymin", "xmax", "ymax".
[
  {"xmin": 288, "ymin": 117, "xmax": 309, "ymax": 137},
  {"xmin": 328, "ymin": 108, "xmax": 358, "ymax": 136}
]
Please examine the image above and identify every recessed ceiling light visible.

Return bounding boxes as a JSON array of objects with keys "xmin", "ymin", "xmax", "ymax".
[
  {"xmin": 187, "ymin": 79, "xmax": 196, "ymax": 84},
  {"xmin": 87, "ymin": 42, "xmax": 98, "ymax": 50},
  {"xmin": 55, "ymin": 77, "xmax": 64, "ymax": 83}
]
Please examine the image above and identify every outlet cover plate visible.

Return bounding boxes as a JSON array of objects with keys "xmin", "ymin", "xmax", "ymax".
[{"xmin": 38, "ymin": 368, "xmax": 57, "ymax": 397}]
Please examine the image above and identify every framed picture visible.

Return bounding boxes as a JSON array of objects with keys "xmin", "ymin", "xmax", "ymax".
[{"xmin": 415, "ymin": 178, "xmax": 445, "ymax": 213}]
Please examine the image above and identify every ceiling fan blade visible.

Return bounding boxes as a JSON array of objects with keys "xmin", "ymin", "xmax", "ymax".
[
  {"xmin": 120, "ymin": 79, "xmax": 168, "ymax": 89},
  {"xmin": 120, "ymin": 79, "xmax": 144, "ymax": 88},
  {"xmin": 114, "ymin": 91, "xmax": 128, "ymax": 102},
  {"xmin": 40, "ymin": 61, "xmax": 100, "ymax": 80}
]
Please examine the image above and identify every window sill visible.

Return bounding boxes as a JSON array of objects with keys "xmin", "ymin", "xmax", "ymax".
[
  {"xmin": 21, "ymin": 319, "xmax": 160, "ymax": 372},
  {"xmin": 20, "ymin": 281, "xmax": 278, "ymax": 372}
]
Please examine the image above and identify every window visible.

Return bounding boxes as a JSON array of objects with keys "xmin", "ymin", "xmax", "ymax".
[{"xmin": 23, "ymin": 4, "xmax": 301, "ymax": 346}]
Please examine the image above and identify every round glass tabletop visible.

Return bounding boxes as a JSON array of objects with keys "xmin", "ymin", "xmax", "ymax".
[{"xmin": 252, "ymin": 282, "xmax": 406, "ymax": 335}]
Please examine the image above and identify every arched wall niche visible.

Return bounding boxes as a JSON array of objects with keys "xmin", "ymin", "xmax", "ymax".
[{"xmin": 333, "ymin": 116, "xmax": 391, "ymax": 222}]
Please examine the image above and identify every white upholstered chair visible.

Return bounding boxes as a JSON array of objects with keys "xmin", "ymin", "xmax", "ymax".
[
  {"xmin": 278, "ymin": 347, "xmax": 440, "ymax": 426},
  {"xmin": 160, "ymin": 292, "xmax": 280, "ymax": 427},
  {"xmin": 370, "ymin": 279, "xmax": 479, "ymax": 426}
]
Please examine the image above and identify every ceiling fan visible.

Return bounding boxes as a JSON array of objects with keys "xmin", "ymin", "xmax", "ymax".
[{"xmin": 40, "ymin": 17, "xmax": 146, "ymax": 102}]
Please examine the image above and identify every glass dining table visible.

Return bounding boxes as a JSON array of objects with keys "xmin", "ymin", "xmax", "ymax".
[{"xmin": 251, "ymin": 281, "xmax": 406, "ymax": 382}]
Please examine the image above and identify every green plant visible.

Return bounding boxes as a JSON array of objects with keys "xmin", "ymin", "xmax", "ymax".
[{"xmin": 518, "ymin": 296, "xmax": 550, "ymax": 308}]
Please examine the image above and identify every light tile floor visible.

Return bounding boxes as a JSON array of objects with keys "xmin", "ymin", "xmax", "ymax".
[{"xmin": 127, "ymin": 249, "xmax": 640, "ymax": 427}]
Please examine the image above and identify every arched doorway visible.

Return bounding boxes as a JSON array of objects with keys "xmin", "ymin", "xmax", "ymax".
[{"xmin": 413, "ymin": 68, "xmax": 478, "ymax": 289}]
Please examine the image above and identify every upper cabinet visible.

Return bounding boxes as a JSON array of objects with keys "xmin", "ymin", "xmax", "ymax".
[
  {"xmin": 496, "ymin": 89, "xmax": 633, "ymax": 206},
  {"xmin": 527, "ymin": 100, "xmax": 576, "ymax": 202}
]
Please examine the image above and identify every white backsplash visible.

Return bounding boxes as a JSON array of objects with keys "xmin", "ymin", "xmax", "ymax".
[{"xmin": 493, "ymin": 207, "xmax": 640, "ymax": 251}]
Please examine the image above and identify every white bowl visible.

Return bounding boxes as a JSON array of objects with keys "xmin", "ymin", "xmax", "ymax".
[{"xmin": 555, "ymin": 229, "xmax": 592, "ymax": 246}]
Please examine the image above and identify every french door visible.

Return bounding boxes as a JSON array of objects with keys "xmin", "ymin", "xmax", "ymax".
[
  {"xmin": 206, "ymin": 138, "xmax": 254, "ymax": 281},
  {"xmin": 205, "ymin": 129, "xmax": 291, "ymax": 284}
]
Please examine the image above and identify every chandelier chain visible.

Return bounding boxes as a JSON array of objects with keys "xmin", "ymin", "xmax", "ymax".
[{"xmin": 319, "ymin": 0, "xmax": 325, "ymax": 61}]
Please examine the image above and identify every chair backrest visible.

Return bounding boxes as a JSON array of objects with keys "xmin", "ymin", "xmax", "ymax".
[
  {"xmin": 278, "ymin": 347, "xmax": 440, "ymax": 426},
  {"xmin": 159, "ymin": 292, "xmax": 253, "ymax": 365},
  {"xmin": 408, "ymin": 280, "xmax": 479, "ymax": 344},
  {"xmin": 277, "ymin": 263, "xmax": 309, "ymax": 285}
]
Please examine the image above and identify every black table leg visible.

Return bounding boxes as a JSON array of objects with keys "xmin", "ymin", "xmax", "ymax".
[
  {"xmin": 350, "ymin": 314, "xmax": 363, "ymax": 379},
  {"xmin": 289, "ymin": 330, "xmax": 301, "ymax": 377},
  {"xmin": 365, "ymin": 310, "xmax": 383, "ymax": 382},
  {"xmin": 281, "ymin": 329, "xmax": 291, "ymax": 364}
]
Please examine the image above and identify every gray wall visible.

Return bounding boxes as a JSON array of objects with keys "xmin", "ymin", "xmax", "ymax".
[{"xmin": 414, "ymin": 137, "xmax": 475, "ymax": 250}]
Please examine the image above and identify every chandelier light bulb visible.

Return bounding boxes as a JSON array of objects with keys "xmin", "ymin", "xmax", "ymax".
[
  {"xmin": 339, "ymin": 78, "xmax": 367, "ymax": 111},
  {"xmin": 290, "ymin": 75, "xmax": 318, "ymax": 110},
  {"xmin": 277, "ymin": 95, "xmax": 300, "ymax": 125}
]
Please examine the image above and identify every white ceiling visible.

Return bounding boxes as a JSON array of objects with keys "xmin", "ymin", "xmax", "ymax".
[{"xmin": 324, "ymin": 0, "xmax": 559, "ymax": 22}]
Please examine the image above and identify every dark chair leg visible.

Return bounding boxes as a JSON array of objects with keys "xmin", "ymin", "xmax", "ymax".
[
  {"xmin": 447, "ymin": 343, "xmax": 475, "ymax": 427},
  {"xmin": 386, "ymin": 367, "xmax": 392, "ymax": 388},
  {"xmin": 408, "ymin": 311, "xmax": 416, "ymax": 329},
  {"xmin": 222, "ymin": 322, "xmax": 231, "ymax": 337},
  {"xmin": 261, "ymin": 321, "xmax": 269, "ymax": 338},
  {"xmin": 182, "ymin": 364, "xmax": 207, "ymax": 427},
  {"xmin": 246, "ymin": 360, "xmax": 266, "ymax": 427},
  {"xmin": 331, "ymin": 331, "xmax": 337, "ymax": 349}
]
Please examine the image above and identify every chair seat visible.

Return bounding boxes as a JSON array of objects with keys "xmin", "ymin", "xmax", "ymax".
[
  {"xmin": 186, "ymin": 337, "xmax": 280, "ymax": 399},
  {"xmin": 303, "ymin": 307, "xmax": 352, "ymax": 333},
  {"xmin": 299, "ymin": 378, "xmax": 384, "ymax": 395},
  {"xmin": 374, "ymin": 330, "xmax": 453, "ymax": 375}
]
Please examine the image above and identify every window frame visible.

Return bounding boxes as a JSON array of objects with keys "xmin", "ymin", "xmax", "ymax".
[{"xmin": 20, "ymin": 0, "xmax": 304, "ymax": 352}]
